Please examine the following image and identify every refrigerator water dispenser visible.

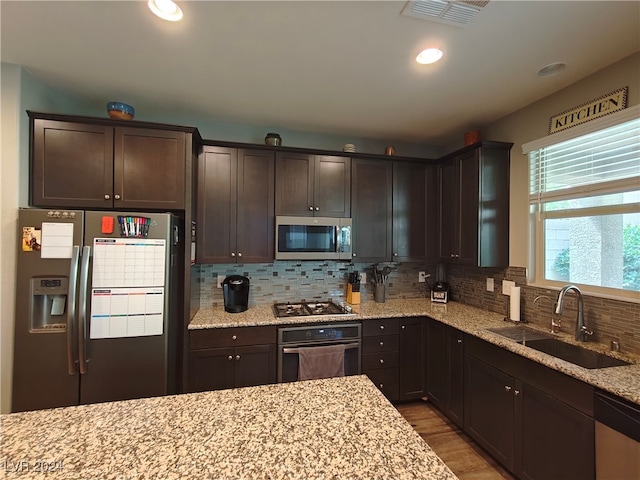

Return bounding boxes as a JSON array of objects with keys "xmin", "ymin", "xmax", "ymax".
[{"xmin": 29, "ymin": 277, "xmax": 68, "ymax": 333}]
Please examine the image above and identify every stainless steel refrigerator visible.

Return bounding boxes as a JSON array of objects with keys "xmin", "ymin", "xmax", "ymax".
[{"xmin": 12, "ymin": 208, "xmax": 182, "ymax": 412}]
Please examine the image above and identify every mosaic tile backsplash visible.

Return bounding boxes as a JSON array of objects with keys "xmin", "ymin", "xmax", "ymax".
[{"xmin": 197, "ymin": 262, "xmax": 640, "ymax": 355}]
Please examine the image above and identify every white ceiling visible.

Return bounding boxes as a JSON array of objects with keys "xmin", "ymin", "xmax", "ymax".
[{"xmin": 2, "ymin": 1, "xmax": 639, "ymax": 146}]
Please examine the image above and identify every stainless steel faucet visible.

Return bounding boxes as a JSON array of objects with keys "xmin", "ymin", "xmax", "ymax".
[
  {"xmin": 534, "ymin": 295, "xmax": 561, "ymax": 333},
  {"xmin": 554, "ymin": 285, "xmax": 593, "ymax": 341}
]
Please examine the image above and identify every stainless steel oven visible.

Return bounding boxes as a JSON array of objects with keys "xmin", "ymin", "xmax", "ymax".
[{"xmin": 277, "ymin": 323, "xmax": 361, "ymax": 383}]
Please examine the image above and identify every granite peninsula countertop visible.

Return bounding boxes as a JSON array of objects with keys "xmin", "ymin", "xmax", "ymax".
[
  {"xmin": 0, "ymin": 375, "xmax": 457, "ymax": 480},
  {"xmin": 190, "ymin": 299, "xmax": 640, "ymax": 404}
]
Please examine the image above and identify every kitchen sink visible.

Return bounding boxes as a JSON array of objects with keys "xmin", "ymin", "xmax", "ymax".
[
  {"xmin": 518, "ymin": 338, "xmax": 630, "ymax": 369},
  {"xmin": 486, "ymin": 325, "xmax": 556, "ymax": 342},
  {"xmin": 486, "ymin": 325, "xmax": 631, "ymax": 369}
]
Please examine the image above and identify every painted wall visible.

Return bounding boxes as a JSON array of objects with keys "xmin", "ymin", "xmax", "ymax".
[
  {"xmin": 0, "ymin": 63, "xmax": 21, "ymax": 414},
  {"xmin": 482, "ymin": 52, "xmax": 640, "ymax": 268}
]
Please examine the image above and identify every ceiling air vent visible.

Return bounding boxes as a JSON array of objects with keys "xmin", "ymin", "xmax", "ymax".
[{"xmin": 401, "ymin": 0, "xmax": 490, "ymax": 27}]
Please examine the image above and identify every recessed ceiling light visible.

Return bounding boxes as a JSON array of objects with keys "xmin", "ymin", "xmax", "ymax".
[
  {"xmin": 416, "ymin": 48, "xmax": 444, "ymax": 65},
  {"xmin": 536, "ymin": 62, "xmax": 567, "ymax": 78},
  {"xmin": 148, "ymin": 0, "xmax": 183, "ymax": 22}
]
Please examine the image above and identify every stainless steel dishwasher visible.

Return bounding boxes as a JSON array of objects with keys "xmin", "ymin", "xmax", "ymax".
[{"xmin": 594, "ymin": 390, "xmax": 640, "ymax": 479}]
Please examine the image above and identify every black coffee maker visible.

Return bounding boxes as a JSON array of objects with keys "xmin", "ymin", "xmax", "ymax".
[
  {"xmin": 222, "ymin": 275, "xmax": 250, "ymax": 313},
  {"xmin": 430, "ymin": 263, "xmax": 449, "ymax": 304}
]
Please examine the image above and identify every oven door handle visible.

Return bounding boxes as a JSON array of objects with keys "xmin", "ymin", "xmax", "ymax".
[{"xmin": 282, "ymin": 342, "xmax": 360, "ymax": 354}]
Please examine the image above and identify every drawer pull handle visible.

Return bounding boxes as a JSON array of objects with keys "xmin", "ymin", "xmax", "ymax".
[
  {"xmin": 232, "ymin": 335, "xmax": 237, "ymax": 341},
  {"xmin": 236, "ymin": 355, "xmax": 241, "ymax": 361},
  {"xmin": 504, "ymin": 385, "xmax": 512, "ymax": 392},
  {"xmin": 379, "ymin": 359, "xmax": 384, "ymax": 364},
  {"xmin": 227, "ymin": 355, "xmax": 233, "ymax": 361},
  {"xmin": 457, "ymin": 339, "xmax": 463, "ymax": 344},
  {"xmin": 379, "ymin": 341, "xmax": 384, "ymax": 347},
  {"xmin": 380, "ymin": 325, "xmax": 385, "ymax": 330},
  {"xmin": 514, "ymin": 390, "xmax": 520, "ymax": 396}
]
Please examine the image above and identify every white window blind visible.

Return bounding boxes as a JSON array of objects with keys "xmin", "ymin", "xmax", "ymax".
[{"xmin": 528, "ymin": 117, "xmax": 640, "ymax": 204}]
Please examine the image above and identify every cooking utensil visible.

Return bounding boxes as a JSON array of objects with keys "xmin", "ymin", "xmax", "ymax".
[{"xmin": 381, "ymin": 266, "xmax": 391, "ymax": 284}]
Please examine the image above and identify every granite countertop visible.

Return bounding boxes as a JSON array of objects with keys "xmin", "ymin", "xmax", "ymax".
[
  {"xmin": 190, "ymin": 299, "xmax": 640, "ymax": 404},
  {"xmin": 0, "ymin": 375, "xmax": 457, "ymax": 480}
]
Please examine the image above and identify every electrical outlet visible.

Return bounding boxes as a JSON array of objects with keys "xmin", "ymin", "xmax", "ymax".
[
  {"xmin": 502, "ymin": 280, "xmax": 515, "ymax": 296},
  {"xmin": 486, "ymin": 277, "xmax": 494, "ymax": 292},
  {"xmin": 360, "ymin": 273, "xmax": 366, "ymax": 284},
  {"xmin": 217, "ymin": 275, "xmax": 226, "ymax": 289},
  {"xmin": 418, "ymin": 271, "xmax": 428, "ymax": 283}
]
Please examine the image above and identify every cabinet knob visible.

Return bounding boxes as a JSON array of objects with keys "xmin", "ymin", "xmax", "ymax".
[
  {"xmin": 114, "ymin": 194, "xmax": 121, "ymax": 200},
  {"xmin": 450, "ymin": 254, "xmax": 456, "ymax": 258},
  {"xmin": 104, "ymin": 194, "xmax": 110, "ymax": 200},
  {"xmin": 514, "ymin": 389, "xmax": 521, "ymax": 396},
  {"xmin": 232, "ymin": 335, "xmax": 237, "ymax": 341},
  {"xmin": 315, "ymin": 206, "xmax": 319, "ymax": 211},
  {"xmin": 402, "ymin": 325, "xmax": 406, "ymax": 329},
  {"xmin": 235, "ymin": 355, "xmax": 241, "ymax": 361},
  {"xmin": 504, "ymin": 385, "xmax": 512, "ymax": 392},
  {"xmin": 379, "ymin": 341, "xmax": 384, "ymax": 347},
  {"xmin": 352, "ymin": 253, "xmax": 357, "ymax": 257},
  {"xmin": 393, "ymin": 253, "xmax": 398, "ymax": 257},
  {"xmin": 227, "ymin": 355, "xmax": 233, "ymax": 361},
  {"xmin": 457, "ymin": 339, "xmax": 463, "ymax": 344},
  {"xmin": 231, "ymin": 252, "xmax": 236, "ymax": 257},
  {"xmin": 379, "ymin": 325, "xmax": 385, "ymax": 330},
  {"xmin": 237, "ymin": 252, "xmax": 242, "ymax": 258},
  {"xmin": 379, "ymin": 384, "xmax": 384, "ymax": 389},
  {"xmin": 379, "ymin": 358, "xmax": 384, "ymax": 364},
  {"xmin": 309, "ymin": 206, "xmax": 314, "ymax": 211}
]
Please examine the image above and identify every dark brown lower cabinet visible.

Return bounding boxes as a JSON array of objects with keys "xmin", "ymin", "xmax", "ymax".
[
  {"xmin": 518, "ymin": 383, "xmax": 594, "ymax": 480},
  {"xmin": 362, "ymin": 317, "xmax": 428, "ymax": 402},
  {"xmin": 188, "ymin": 344, "xmax": 276, "ymax": 392},
  {"xmin": 445, "ymin": 326, "xmax": 464, "ymax": 428},
  {"xmin": 399, "ymin": 317, "xmax": 427, "ymax": 401},
  {"xmin": 362, "ymin": 318, "xmax": 400, "ymax": 401},
  {"xmin": 464, "ymin": 354, "xmax": 516, "ymax": 470},
  {"xmin": 464, "ymin": 335, "xmax": 595, "ymax": 480},
  {"xmin": 188, "ymin": 326, "xmax": 276, "ymax": 393},
  {"xmin": 425, "ymin": 319, "xmax": 446, "ymax": 409},
  {"xmin": 426, "ymin": 319, "xmax": 464, "ymax": 427}
]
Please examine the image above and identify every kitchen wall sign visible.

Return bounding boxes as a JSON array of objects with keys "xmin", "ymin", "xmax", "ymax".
[{"xmin": 549, "ymin": 86, "xmax": 627, "ymax": 134}]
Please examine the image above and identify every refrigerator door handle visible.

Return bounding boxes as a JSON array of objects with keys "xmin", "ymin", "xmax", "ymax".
[
  {"xmin": 78, "ymin": 245, "xmax": 91, "ymax": 374},
  {"xmin": 66, "ymin": 245, "xmax": 81, "ymax": 375}
]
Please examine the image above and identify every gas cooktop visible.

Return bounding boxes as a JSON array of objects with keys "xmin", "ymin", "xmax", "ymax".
[{"xmin": 272, "ymin": 301, "xmax": 353, "ymax": 318}]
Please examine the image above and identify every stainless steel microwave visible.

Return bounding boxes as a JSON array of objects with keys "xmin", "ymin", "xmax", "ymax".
[{"xmin": 275, "ymin": 216, "xmax": 352, "ymax": 260}]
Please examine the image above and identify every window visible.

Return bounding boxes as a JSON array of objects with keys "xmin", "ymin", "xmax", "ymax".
[{"xmin": 525, "ymin": 107, "xmax": 640, "ymax": 300}]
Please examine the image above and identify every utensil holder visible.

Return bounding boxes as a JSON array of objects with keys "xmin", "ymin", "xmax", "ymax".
[{"xmin": 374, "ymin": 284, "xmax": 386, "ymax": 303}]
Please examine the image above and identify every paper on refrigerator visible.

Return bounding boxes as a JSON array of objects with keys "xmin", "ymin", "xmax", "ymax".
[{"xmin": 90, "ymin": 238, "xmax": 166, "ymax": 339}]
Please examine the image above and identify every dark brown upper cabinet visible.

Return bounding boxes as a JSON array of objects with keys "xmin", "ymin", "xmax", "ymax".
[
  {"xmin": 393, "ymin": 161, "xmax": 438, "ymax": 263},
  {"xmin": 196, "ymin": 146, "xmax": 275, "ymax": 264},
  {"xmin": 275, "ymin": 153, "xmax": 350, "ymax": 217},
  {"xmin": 438, "ymin": 141, "xmax": 512, "ymax": 267},
  {"xmin": 351, "ymin": 158, "xmax": 393, "ymax": 262},
  {"xmin": 30, "ymin": 113, "xmax": 190, "ymax": 210}
]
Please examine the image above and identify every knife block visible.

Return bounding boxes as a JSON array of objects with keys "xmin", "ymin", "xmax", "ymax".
[{"xmin": 346, "ymin": 284, "xmax": 360, "ymax": 304}]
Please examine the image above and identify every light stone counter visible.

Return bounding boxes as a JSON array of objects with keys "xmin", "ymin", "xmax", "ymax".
[
  {"xmin": 190, "ymin": 299, "xmax": 640, "ymax": 404},
  {"xmin": 0, "ymin": 375, "xmax": 457, "ymax": 480}
]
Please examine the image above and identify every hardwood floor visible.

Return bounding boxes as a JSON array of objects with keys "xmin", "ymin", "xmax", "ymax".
[{"xmin": 396, "ymin": 400, "xmax": 515, "ymax": 480}]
